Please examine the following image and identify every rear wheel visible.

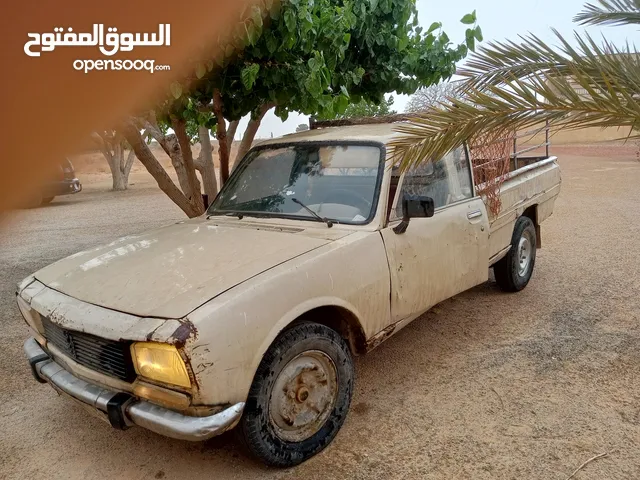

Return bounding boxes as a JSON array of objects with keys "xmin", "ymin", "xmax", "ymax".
[
  {"xmin": 41, "ymin": 197, "xmax": 54, "ymax": 205},
  {"xmin": 494, "ymin": 216, "xmax": 537, "ymax": 292},
  {"xmin": 239, "ymin": 323, "xmax": 354, "ymax": 467}
]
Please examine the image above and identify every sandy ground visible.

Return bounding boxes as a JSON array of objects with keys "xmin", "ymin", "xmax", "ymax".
[{"xmin": 0, "ymin": 146, "xmax": 639, "ymax": 479}]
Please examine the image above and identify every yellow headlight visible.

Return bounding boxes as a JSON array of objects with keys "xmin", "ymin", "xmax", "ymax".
[{"xmin": 130, "ymin": 342, "xmax": 191, "ymax": 388}]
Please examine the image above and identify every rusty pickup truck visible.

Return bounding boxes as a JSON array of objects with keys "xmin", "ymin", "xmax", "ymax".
[{"xmin": 18, "ymin": 120, "xmax": 561, "ymax": 466}]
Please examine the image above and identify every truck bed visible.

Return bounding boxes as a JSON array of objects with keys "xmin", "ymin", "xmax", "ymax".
[{"xmin": 486, "ymin": 156, "xmax": 561, "ymax": 264}]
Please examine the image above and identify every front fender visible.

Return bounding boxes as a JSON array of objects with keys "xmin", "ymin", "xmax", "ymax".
[{"xmin": 186, "ymin": 231, "xmax": 390, "ymax": 406}]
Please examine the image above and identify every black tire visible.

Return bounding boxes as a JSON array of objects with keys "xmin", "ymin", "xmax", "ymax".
[
  {"xmin": 41, "ymin": 197, "xmax": 54, "ymax": 205},
  {"xmin": 494, "ymin": 215, "xmax": 537, "ymax": 292},
  {"xmin": 239, "ymin": 322, "xmax": 354, "ymax": 467}
]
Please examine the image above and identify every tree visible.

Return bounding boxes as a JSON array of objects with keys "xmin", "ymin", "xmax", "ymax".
[
  {"xmin": 391, "ymin": 0, "xmax": 640, "ymax": 171},
  {"xmin": 320, "ymin": 96, "xmax": 396, "ymax": 120},
  {"xmin": 295, "ymin": 123, "xmax": 309, "ymax": 132},
  {"xmin": 92, "ymin": 131, "xmax": 137, "ymax": 191},
  {"xmin": 405, "ymin": 81, "xmax": 463, "ymax": 112},
  {"xmin": 124, "ymin": 0, "xmax": 480, "ymax": 217}
]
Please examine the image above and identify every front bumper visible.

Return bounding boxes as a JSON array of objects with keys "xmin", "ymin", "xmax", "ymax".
[
  {"xmin": 24, "ymin": 337, "xmax": 244, "ymax": 441},
  {"xmin": 44, "ymin": 178, "xmax": 82, "ymax": 198}
]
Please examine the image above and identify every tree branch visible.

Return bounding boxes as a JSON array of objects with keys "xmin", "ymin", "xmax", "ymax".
[
  {"xmin": 120, "ymin": 120, "xmax": 199, "ymax": 217},
  {"xmin": 227, "ymin": 120, "xmax": 240, "ymax": 156},
  {"xmin": 213, "ymin": 89, "xmax": 230, "ymax": 184},
  {"xmin": 171, "ymin": 116, "xmax": 204, "ymax": 212},
  {"xmin": 233, "ymin": 103, "xmax": 275, "ymax": 171}
]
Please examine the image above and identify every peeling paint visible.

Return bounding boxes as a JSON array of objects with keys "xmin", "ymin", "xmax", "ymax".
[{"xmin": 170, "ymin": 320, "xmax": 198, "ymax": 349}]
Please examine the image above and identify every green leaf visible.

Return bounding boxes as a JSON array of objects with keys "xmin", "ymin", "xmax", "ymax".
[
  {"xmin": 284, "ymin": 9, "xmax": 297, "ymax": 33},
  {"xmin": 465, "ymin": 28, "xmax": 476, "ymax": 52},
  {"xmin": 241, "ymin": 63, "xmax": 260, "ymax": 90},
  {"xmin": 245, "ymin": 23, "xmax": 256, "ymax": 46},
  {"xmin": 343, "ymin": 33, "xmax": 351, "ymax": 44},
  {"xmin": 304, "ymin": 73, "xmax": 322, "ymax": 97},
  {"xmin": 474, "ymin": 26, "xmax": 483, "ymax": 42},
  {"xmin": 195, "ymin": 63, "xmax": 206, "ymax": 79},
  {"xmin": 426, "ymin": 22, "xmax": 441, "ymax": 34},
  {"xmin": 370, "ymin": 0, "xmax": 379, "ymax": 10},
  {"xmin": 398, "ymin": 36, "xmax": 408, "ymax": 51},
  {"xmin": 340, "ymin": 85, "xmax": 349, "ymax": 97},
  {"xmin": 170, "ymin": 82, "xmax": 182, "ymax": 99},
  {"xmin": 336, "ymin": 94, "xmax": 349, "ymax": 114},
  {"xmin": 352, "ymin": 66, "xmax": 365, "ymax": 85},
  {"xmin": 275, "ymin": 106, "xmax": 289, "ymax": 121},
  {"xmin": 251, "ymin": 5, "xmax": 263, "ymax": 29},
  {"xmin": 266, "ymin": 32, "xmax": 278, "ymax": 54},
  {"xmin": 460, "ymin": 10, "xmax": 476, "ymax": 24}
]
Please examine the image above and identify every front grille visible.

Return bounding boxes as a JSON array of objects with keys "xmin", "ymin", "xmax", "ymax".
[{"xmin": 42, "ymin": 317, "xmax": 137, "ymax": 382}]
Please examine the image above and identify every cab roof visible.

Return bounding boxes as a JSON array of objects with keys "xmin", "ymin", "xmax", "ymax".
[{"xmin": 256, "ymin": 122, "xmax": 405, "ymax": 147}]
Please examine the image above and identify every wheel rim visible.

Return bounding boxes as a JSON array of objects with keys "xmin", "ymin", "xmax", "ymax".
[
  {"xmin": 517, "ymin": 229, "xmax": 534, "ymax": 277},
  {"xmin": 268, "ymin": 350, "xmax": 338, "ymax": 442}
]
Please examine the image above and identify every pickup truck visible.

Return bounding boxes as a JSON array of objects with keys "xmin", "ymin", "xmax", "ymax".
[{"xmin": 18, "ymin": 121, "xmax": 561, "ymax": 467}]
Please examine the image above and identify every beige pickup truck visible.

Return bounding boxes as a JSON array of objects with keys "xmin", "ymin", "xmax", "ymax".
[{"xmin": 18, "ymin": 121, "xmax": 561, "ymax": 466}]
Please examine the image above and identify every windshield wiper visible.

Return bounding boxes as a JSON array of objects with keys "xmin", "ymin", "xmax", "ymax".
[
  {"xmin": 292, "ymin": 198, "xmax": 333, "ymax": 228},
  {"xmin": 206, "ymin": 212, "xmax": 243, "ymax": 219}
]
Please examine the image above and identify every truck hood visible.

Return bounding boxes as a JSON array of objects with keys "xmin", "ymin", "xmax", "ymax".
[{"xmin": 33, "ymin": 218, "xmax": 345, "ymax": 318}]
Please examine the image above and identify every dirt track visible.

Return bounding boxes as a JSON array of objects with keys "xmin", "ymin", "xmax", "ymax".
[{"xmin": 1, "ymin": 147, "xmax": 639, "ymax": 479}]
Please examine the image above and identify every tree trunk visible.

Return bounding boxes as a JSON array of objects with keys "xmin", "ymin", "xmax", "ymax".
[
  {"xmin": 123, "ymin": 149, "xmax": 136, "ymax": 182},
  {"xmin": 226, "ymin": 120, "xmax": 239, "ymax": 157},
  {"xmin": 194, "ymin": 126, "xmax": 218, "ymax": 200},
  {"xmin": 111, "ymin": 142, "xmax": 127, "ymax": 191},
  {"xmin": 232, "ymin": 103, "xmax": 274, "ymax": 173},
  {"xmin": 120, "ymin": 121, "xmax": 201, "ymax": 218},
  {"xmin": 213, "ymin": 89, "xmax": 230, "ymax": 185},
  {"xmin": 94, "ymin": 132, "xmax": 129, "ymax": 191},
  {"xmin": 105, "ymin": 153, "xmax": 127, "ymax": 191},
  {"xmin": 171, "ymin": 117, "xmax": 204, "ymax": 213}
]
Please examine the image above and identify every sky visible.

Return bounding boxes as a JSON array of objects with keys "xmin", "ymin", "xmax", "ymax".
[{"xmin": 239, "ymin": 0, "xmax": 638, "ymax": 140}]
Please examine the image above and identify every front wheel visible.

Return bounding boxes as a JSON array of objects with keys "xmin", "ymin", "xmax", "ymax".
[
  {"xmin": 239, "ymin": 323, "xmax": 354, "ymax": 467},
  {"xmin": 494, "ymin": 216, "xmax": 537, "ymax": 292}
]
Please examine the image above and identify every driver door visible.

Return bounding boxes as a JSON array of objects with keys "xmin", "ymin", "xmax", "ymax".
[{"xmin": 381, "ymin": 148, "xmax": 490, "ymax": 323}]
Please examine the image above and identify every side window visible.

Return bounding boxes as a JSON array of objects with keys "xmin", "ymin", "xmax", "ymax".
[{"xmin": 394, "ymin": 147, "xmax": 473, "ymax": 218}]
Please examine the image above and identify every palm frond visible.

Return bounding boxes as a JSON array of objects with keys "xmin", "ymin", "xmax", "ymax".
[
  {"xmin": 575, "ymin": 0, "xmax": 640, "ymax": 27},
  {"xmin": 458, "ymin": 29, "xmax": 639, "ymax": 91},
  {"xmin": 390, "ymin": 40, "xmax": 640, "ymax": 171}
]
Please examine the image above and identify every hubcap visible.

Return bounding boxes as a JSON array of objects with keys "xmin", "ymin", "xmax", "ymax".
[
  {"xmin": 268, "ymin": 350, "xmax": 338, "ymax": 442},
  {"xmin": 517, "ymin": 229, "xmax": 534, "ymax": 277}
]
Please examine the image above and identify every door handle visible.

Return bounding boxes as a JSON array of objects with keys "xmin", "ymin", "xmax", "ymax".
[{"xmin": 467, "ymin": 210, "xmax": 483, "ymax": 220}]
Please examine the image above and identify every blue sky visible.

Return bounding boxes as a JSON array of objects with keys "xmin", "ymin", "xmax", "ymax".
[{"xmin": 242, "ymin": 0, "xmax": 638, "ymax": 139}]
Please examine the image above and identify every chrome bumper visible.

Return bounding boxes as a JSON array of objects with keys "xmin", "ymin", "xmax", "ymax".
[{"xmin": 24, "ymin": 337, "xmax": 244, "ymax": 441}]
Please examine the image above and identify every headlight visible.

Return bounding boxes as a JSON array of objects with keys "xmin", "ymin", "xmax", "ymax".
[{"xmin": 130, "ymin": 342, "xmax": 191, "ymax": 388}]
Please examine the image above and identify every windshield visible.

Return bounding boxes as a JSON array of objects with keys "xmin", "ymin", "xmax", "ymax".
[{"xmin": 209, "ymin": 143, "xmax": 383, "ymax": 224}]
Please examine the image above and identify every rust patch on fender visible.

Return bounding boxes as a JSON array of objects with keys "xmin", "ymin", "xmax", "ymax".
[
  {"xmin": 366, "ymin": 323, "xmax": 396, "ymax": 352},
  {"xmin": 170, "ymin": 320, "xmax": 198, "ymax": 349}
]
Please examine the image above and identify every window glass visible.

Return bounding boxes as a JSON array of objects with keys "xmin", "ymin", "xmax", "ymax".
[
  {"xmin": 395, "ymin": 147, "xmax": 473, "ymax": 218},
  {"xmin": 209, "ymin": 144, "xmax": 382, "ymax": 224}
]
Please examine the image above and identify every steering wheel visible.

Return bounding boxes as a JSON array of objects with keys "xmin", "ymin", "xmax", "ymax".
[{"xmin": 322, "ymin": 189, "xmax": 372, "ymax": 212}]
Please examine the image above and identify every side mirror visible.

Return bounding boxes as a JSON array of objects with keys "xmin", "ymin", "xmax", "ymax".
[{"xmin": 393, "ymin": 193, "xmax": 435, "ymax": 234}]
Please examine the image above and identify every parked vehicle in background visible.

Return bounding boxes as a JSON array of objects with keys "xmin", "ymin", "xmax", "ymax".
[
  {"xmin": 17, "ymin": 119, "xmax": 560, "ymax": 467},
  {"xmin": 28, "ymin": 158, "xmax": 82, "ymax": 207}
]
